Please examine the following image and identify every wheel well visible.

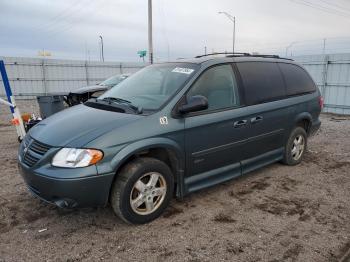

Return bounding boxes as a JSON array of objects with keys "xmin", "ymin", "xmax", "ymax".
[
  {"xmin": 133, "ymin": 148, "xmax": 180, "ymax": 177},
  {"xmin": 297, "ymin": 119, "xmax": 311, "ymax": 133},
  {"xmin": 109, "ymin": 147, "xmax": 180, "ymax": 200}
]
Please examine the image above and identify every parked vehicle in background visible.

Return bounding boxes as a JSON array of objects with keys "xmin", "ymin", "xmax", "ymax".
[
  {"xmin": 65, "ymin": 74, "xmax": 130, "ymax": 106},
  {"xmin": 18, "ymin": 53, "xmax": 322, "ymax": 224}
]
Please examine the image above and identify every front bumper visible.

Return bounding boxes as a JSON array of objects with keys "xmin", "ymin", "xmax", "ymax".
[{"xmin": 18, "ymin": 162, "xmax": 115, "ymax": 208}]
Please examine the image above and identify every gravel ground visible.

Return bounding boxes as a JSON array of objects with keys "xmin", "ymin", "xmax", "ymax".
[{"xmin": 0, "ymin": 100, "xmax": 349, "ymax": 262}]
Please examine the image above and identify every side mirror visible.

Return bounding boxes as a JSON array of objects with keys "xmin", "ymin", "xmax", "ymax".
[{"xmin": 178, "ymin": 95, "xmax": 208, "ymax": 114}]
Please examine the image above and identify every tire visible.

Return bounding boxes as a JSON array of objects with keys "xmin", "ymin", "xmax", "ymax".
[
  {"xmin": 282, "ymin": 127, "xmax": 307, "ymax": 166},
  {"xmin": 110, "ymin": 157, "xmax": 174, "ymax": 224}
]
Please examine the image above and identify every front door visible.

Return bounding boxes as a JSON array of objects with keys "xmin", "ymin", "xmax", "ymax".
[{"xmin": 181, "ymin": 64, "xmax": 249, "ymax": 193}]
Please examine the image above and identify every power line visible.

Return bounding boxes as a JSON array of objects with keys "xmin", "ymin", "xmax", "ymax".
[
  {"xmin": 294, "ymin": 0, "xmax": 350, "ymax": 16},
  {"xmin": 43, "ymin": 0, "xmax": 85, "ymax": 26},
  {"xmin": 299, "ymin": 0, "xmax": 350, "ymax": 16},
  {"xmin": 315, "ymin": 0, "xmax": 350, "ymax": 13},
  {"xmin": 33, "ymin": 0, "xmax": 88, "ymax": 32},
  {"xmin": 44, "ymin": 0, "xmax": 107, "ymax": 38},
  {"xmin": 289, "ymin": 0, "xmax": 350, "ymax": 19},
  {"xmin": 44, "ymin": 0, "xmax": 97, "ymax": 34}
]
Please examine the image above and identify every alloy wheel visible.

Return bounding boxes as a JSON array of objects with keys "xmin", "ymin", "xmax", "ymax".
[
  {"xmin": 129, "ymin": 172, "xmax": 167, "ymax": 216},
  {"xmin": 291, "ymin": 135, "xmax": 305, "ymax": 161}
]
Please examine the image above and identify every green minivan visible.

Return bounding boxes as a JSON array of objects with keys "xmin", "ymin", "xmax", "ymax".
[{"xmin": 18, "ymin": 54, "xmax": 322, "ymax": 224}]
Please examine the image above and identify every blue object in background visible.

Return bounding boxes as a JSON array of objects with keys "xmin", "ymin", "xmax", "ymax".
[{"xmin": 0, "ymin": 60, "xmax": 14, "ymax": 113}]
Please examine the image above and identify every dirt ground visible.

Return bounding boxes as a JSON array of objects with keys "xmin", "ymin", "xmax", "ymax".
[{"xmin": 0, "ymin": 100, "xmax": 349, "ymax": 262}]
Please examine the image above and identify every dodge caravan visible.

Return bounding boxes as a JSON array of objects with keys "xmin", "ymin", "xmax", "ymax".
[{"xmin": 18, "ymin": 53, "xmax": 322, "ymax": 224}]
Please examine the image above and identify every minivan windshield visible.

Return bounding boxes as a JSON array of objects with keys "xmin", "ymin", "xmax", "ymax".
[
  {"xmin": 98, "ymin": 63, "xmax": 198, "ymax": 111},
  {"xmin": 100, "ymin": 75, "xmax": 127, "ymax": 86}
]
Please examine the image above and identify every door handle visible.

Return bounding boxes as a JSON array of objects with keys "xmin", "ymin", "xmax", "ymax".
[
  {"xmin": 251, "ymin": 116, "xmax": 263, "ymax": 124},
  {"xmin": 233, "ymin": 120, "xmax": 247, "ymax": 128}
]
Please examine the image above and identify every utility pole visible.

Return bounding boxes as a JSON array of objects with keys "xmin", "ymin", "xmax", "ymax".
[
  {"xmin": 148, "ymin": 0, "xmax": 154, "ymax": 64},
  {"xmin": 218, "ymin": 11, "xmax": 236, "ymax": 54},
  {"xmin": 99, "ymin": 35, "xmax": 104, "ymax": 62}
]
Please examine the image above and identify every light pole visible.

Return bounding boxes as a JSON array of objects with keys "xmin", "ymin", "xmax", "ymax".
[
  {"xmin": 285, "ymin": 42, "xmax": 296, "ymax": 57},
  {"xmin": 218, "ymin": 11, "xmax": 236, "ymax": 54},
  {"xmin": 99, "ymin": 35, "xmax": 104, "ymax": 62}
]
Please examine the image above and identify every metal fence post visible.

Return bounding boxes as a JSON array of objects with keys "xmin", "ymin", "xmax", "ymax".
[
  {"xmin": 42, "ymin": 59, "xmax": 47, "ymax": 95},
  {"xmin": 85, "ymin": 61, "xmax": 89, "ymax": 85},
  {"xmin": 321, "ymin": 55, "xmax": 329, "ymax": 110}
]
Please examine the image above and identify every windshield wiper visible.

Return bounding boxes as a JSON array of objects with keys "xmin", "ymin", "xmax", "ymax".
[
  {"xmin": 101, "ymin": 97, "xmax": 132, "ymax": 104},
  {"xmin": 99, "ymin": 97, "xmax": 143, "ymax": 114}
]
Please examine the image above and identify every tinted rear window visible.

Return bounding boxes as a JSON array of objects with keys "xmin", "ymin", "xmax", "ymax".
[
  {"xmin": 236, "ymin": 62, "xmax": 286, "ymax": 105},
  {"xmin": 278, "ymin": 63, "xmax": 316, "ymax": 96}
]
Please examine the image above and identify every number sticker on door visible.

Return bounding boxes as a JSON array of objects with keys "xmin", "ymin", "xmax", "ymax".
[{"xmin": 159, "ymin": 116, "xmax": 168, "ymax": 125}]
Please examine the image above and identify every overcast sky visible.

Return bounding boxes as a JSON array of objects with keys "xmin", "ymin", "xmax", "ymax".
[{"xmin": 1, "ymin": 0, "xmax": 350, "ymax": 61}]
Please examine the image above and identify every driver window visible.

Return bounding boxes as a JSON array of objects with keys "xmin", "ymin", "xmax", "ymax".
[{"xmin": 187, "ymin": 64, "xmax": 240, "ymax": 111}]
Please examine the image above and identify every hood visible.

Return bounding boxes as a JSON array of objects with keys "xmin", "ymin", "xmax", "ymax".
[
  {"xmin": 29, "ymin": 104, "xmax": 142, "ymax": 147},
  {"xmin": 71, "ymin": 85, "xmax": 108, "ymax": 94}
]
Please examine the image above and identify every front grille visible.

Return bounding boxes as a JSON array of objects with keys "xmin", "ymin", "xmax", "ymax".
[
  {"xmin": 23, "ymin": 152, "xmax": 40, "ymax": 167},
  {"xmin": 30, "ymin": 140, "xmax": 51, "ymax": 155},
  {"xmin": 22, "ymin": 136, "xmax": 51, "ymax": 167}
]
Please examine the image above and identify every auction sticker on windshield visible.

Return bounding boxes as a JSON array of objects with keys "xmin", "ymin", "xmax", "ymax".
[{"xmin": 172, "ymin": 67, "xmax": 194, "ymax": 75}]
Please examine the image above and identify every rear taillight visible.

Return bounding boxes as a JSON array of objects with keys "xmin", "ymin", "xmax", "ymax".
[{"xmin": 319, "ymin": 96, "xmax": 324, "ymax": 110}]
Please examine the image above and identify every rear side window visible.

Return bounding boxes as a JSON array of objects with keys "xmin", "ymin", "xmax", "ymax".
[
  {"xmin": 236, "ymin": 62, "xmax": 286, "ymax": 105},
  {"xmin": 279, "ymin": 63, "xmax": 316, "ymax": 96}
]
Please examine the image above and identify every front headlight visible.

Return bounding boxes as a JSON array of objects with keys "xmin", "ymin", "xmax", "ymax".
[{"xmin": 52, "ymin": 148, "xmax": 103, "ymax": 168}]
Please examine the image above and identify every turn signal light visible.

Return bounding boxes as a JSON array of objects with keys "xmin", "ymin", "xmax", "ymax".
[{"xmin": 87, "ymin": 149, "xmax": 104, "ymax": 165}]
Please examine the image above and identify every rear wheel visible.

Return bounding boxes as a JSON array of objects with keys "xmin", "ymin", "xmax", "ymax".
[
  {"xmin": 282, "ymin": 127, "xmax": 307, "ymax": 166},
  {"xmin": 110, "ymin": 157, "xmax": 174, "ymax": 224}
]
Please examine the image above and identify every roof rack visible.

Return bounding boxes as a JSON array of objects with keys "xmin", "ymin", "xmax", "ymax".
[
  {"xmin": 194, "ymin": 52, "xmax": 293, "ymax": 61},
  {"xmin": 228, "ymin": 54, "xmax": 281, "ymax": 58},
  {"xmin": 195, "ymin": 52, "xmax": 250, "ymax": 58}
]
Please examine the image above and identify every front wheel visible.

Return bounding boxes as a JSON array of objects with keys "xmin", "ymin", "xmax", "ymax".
[
  {"xmin": 282, "ymin": 127, "xmax": 307, "ymax": 166},
  {"xmin": 110, "ymin": 157, "xmax": 174, "ymax": 224}
]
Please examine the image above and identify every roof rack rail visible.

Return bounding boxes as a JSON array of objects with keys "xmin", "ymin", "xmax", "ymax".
[
  {"xmin": 194, "ymin": 52, "xmax": 294, "ymax": 61},
  {"xmin": 227, "ymin": 54, "xmax": 281, "ymax": 58},
  {"xmin": 195, "ymin": 52, "xmax": 250, "ymax": 58}
]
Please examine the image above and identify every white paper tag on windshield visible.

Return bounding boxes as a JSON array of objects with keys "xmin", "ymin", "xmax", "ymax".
[{"xmin": 172, "ymin": 67, "xmax": 194, "ymax": 75}]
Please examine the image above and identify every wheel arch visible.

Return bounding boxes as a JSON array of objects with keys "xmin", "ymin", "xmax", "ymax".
[
  {"xmin": 109, "ymin": 138, "xmax": 185, "ymax": 198},
  {"xmin": 294, "ymin": 112, "xmax": 312, "ymax": 134}
]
